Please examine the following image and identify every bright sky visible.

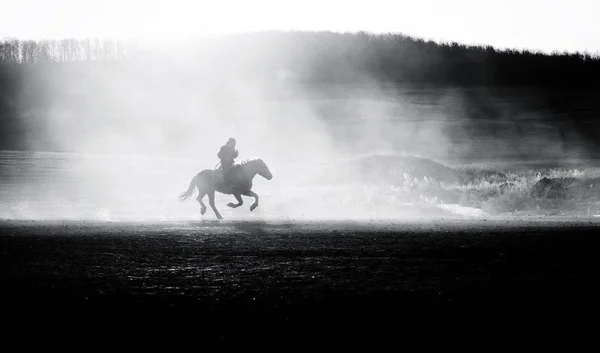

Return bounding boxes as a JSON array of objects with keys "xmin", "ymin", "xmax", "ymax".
[{"xmin": 1, "ymin": 0, "xmax": 599, "ymax": 53}]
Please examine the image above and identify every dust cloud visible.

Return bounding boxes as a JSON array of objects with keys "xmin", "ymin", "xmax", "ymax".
[{"xmin": 3, "ymin": 33, "xmax": 594, "ymax": 222}]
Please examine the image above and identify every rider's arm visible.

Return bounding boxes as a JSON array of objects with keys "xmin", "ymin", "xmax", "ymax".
[{"xmin": 233, "ymin": 150, "xmax": 239, "ymax": 158}]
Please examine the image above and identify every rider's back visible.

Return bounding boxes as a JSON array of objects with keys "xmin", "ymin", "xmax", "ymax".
[{"xmin": 218, "ymin": 145, "xmax": 238, "ymax": 162}]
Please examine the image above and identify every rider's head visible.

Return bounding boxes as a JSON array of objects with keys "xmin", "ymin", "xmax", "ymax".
[{"xmin": 227, "ymin": 138, "xmax": 236, "ymax": 147}]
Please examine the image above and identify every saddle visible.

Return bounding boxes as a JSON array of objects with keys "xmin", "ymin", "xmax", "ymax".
[{"xmin": 214, "ymin": 164, "xmax": 240, "ymax": 188}]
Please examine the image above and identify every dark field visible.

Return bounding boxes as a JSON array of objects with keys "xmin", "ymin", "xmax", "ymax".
[{"xmin": 2, "ymin": 218, "xmax": 600, "ymax": 349}]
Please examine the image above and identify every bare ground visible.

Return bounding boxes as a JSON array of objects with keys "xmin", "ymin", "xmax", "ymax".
[{"xmin": 2, "ymin": 218, "xmax": 600, "ymax": 350}]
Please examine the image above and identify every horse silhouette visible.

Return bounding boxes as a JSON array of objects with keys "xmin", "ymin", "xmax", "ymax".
[{"xmin": 179, "ymin": 158, "xmax": 273, "ymax": 219}]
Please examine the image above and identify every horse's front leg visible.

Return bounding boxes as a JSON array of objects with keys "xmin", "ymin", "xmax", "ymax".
[
  {"xmin": 242, "ymin": 190, "xmax": 259, "ymax": 211},
  {"xmin": 227, "ymin": 193, "xmax": 244, "ymax": 208}
]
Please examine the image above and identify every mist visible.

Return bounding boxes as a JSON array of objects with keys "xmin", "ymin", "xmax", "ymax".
[{"xmin": 3, "ymin": 32, "xmax": 600, "ymax": 221}]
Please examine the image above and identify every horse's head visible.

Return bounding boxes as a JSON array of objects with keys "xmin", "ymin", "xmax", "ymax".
[{"xmin": 253, "ymin": 158, "xmax": 273, "ymax": 180}]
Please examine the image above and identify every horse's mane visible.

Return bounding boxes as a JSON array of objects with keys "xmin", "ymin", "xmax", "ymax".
[{"xmin": 236, "ymin": 157, "xmax": 262, "ymax": 166}]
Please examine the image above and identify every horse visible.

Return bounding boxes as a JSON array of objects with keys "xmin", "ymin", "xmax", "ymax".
[{"xmin": 178, "ymin": 158, "xmax": 273, "ymax": 219}]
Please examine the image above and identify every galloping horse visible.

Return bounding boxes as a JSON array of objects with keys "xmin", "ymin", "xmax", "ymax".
[{"xmin": 179, "ymin": 158, "xmax": 273, "ymax": 219}]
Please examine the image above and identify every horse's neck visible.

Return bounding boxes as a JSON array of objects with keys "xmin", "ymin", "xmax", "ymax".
[{"xmin": 239, "ymin": 161, "xmax": 259, "ymax": 177}]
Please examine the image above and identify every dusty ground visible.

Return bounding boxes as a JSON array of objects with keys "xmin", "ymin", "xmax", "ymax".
[{"xmin": 2, "ymin": 218, "xmax": 600, "ymax": 349}]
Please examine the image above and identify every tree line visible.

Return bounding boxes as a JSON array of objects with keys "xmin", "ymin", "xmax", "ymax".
[
  {"xmin": 2, "ymin": 31, "xmax": 600, "ymax": 86},
  {"xmin": 0, "ymin": 38, "xmax": 133, "ymax": 63}
]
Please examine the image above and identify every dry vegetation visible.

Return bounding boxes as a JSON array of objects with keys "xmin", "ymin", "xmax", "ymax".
[{"xmin": 287, "ymin": 155, "xmax": 600, "ymax": 217}]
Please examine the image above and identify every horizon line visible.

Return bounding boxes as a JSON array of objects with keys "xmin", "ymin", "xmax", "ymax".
[{"xmin": 2, "ymin": 29, "xmax": 599, "ymax": 56}]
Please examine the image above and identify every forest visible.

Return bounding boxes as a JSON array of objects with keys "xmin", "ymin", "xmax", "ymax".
[{"xmin": 2, "ymin": 31, "xmax": 600, "ymax": 85}]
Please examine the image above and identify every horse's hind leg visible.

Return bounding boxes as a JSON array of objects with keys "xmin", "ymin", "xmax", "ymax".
[
  {"xmin": 196, "ymin": 190, "xmax": 207, "ymax": 215},
  {"xmin": 242, "ymin": 190, "xmax": 259, "ymax": 211},
  {"xmin": 208, "ymin": 190, "xmax": 223, "ymax": 220}
]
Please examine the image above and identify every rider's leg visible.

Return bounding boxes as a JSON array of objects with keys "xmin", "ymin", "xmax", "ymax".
[
  {"xmin": 223, "ymin": 163, "xmax": 234, "ymax": 186},
  {"xmin": 219, "ymin": 162, "xmax": 229, "ymax": 183}
]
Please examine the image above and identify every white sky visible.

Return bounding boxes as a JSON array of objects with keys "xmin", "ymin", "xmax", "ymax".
[{"xmin": 1, "ymin": 0, "xmax": 599, "ymax": 53}]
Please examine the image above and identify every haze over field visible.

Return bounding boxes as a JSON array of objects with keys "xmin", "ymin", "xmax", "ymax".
[{"xmin": 2, "ymin": 16, "xmax": 600, "ymax": 221}]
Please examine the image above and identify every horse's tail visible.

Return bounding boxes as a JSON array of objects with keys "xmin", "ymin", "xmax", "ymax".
[{"xmin": 179, "ymin": 174, "xmax": 197, "ymax": 201}]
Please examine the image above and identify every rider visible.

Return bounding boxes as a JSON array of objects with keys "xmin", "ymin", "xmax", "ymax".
[{"xmin": 217, "ymin": 137, "xmax": 239, "ymax": 187}]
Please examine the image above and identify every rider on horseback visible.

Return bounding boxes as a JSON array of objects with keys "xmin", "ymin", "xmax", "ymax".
[{"xmin": 217, "ymin": 137, "xmax": 238, "ymax": 188}]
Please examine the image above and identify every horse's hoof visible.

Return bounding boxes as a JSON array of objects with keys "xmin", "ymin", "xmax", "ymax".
[
  {"xmin": 227, "ymin": 202, "xmax": 235, "ymax": 208},
  {"xmin": 217, "ymin": 215, "xmax": 224, "ymax": 220},
  {"xmin": 250, "ymin": 204, "xmax": 257, "ymax": 212},
  {"xmin": 201, "ymin": 208, "xmax": 207, "ymax": 215}
]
